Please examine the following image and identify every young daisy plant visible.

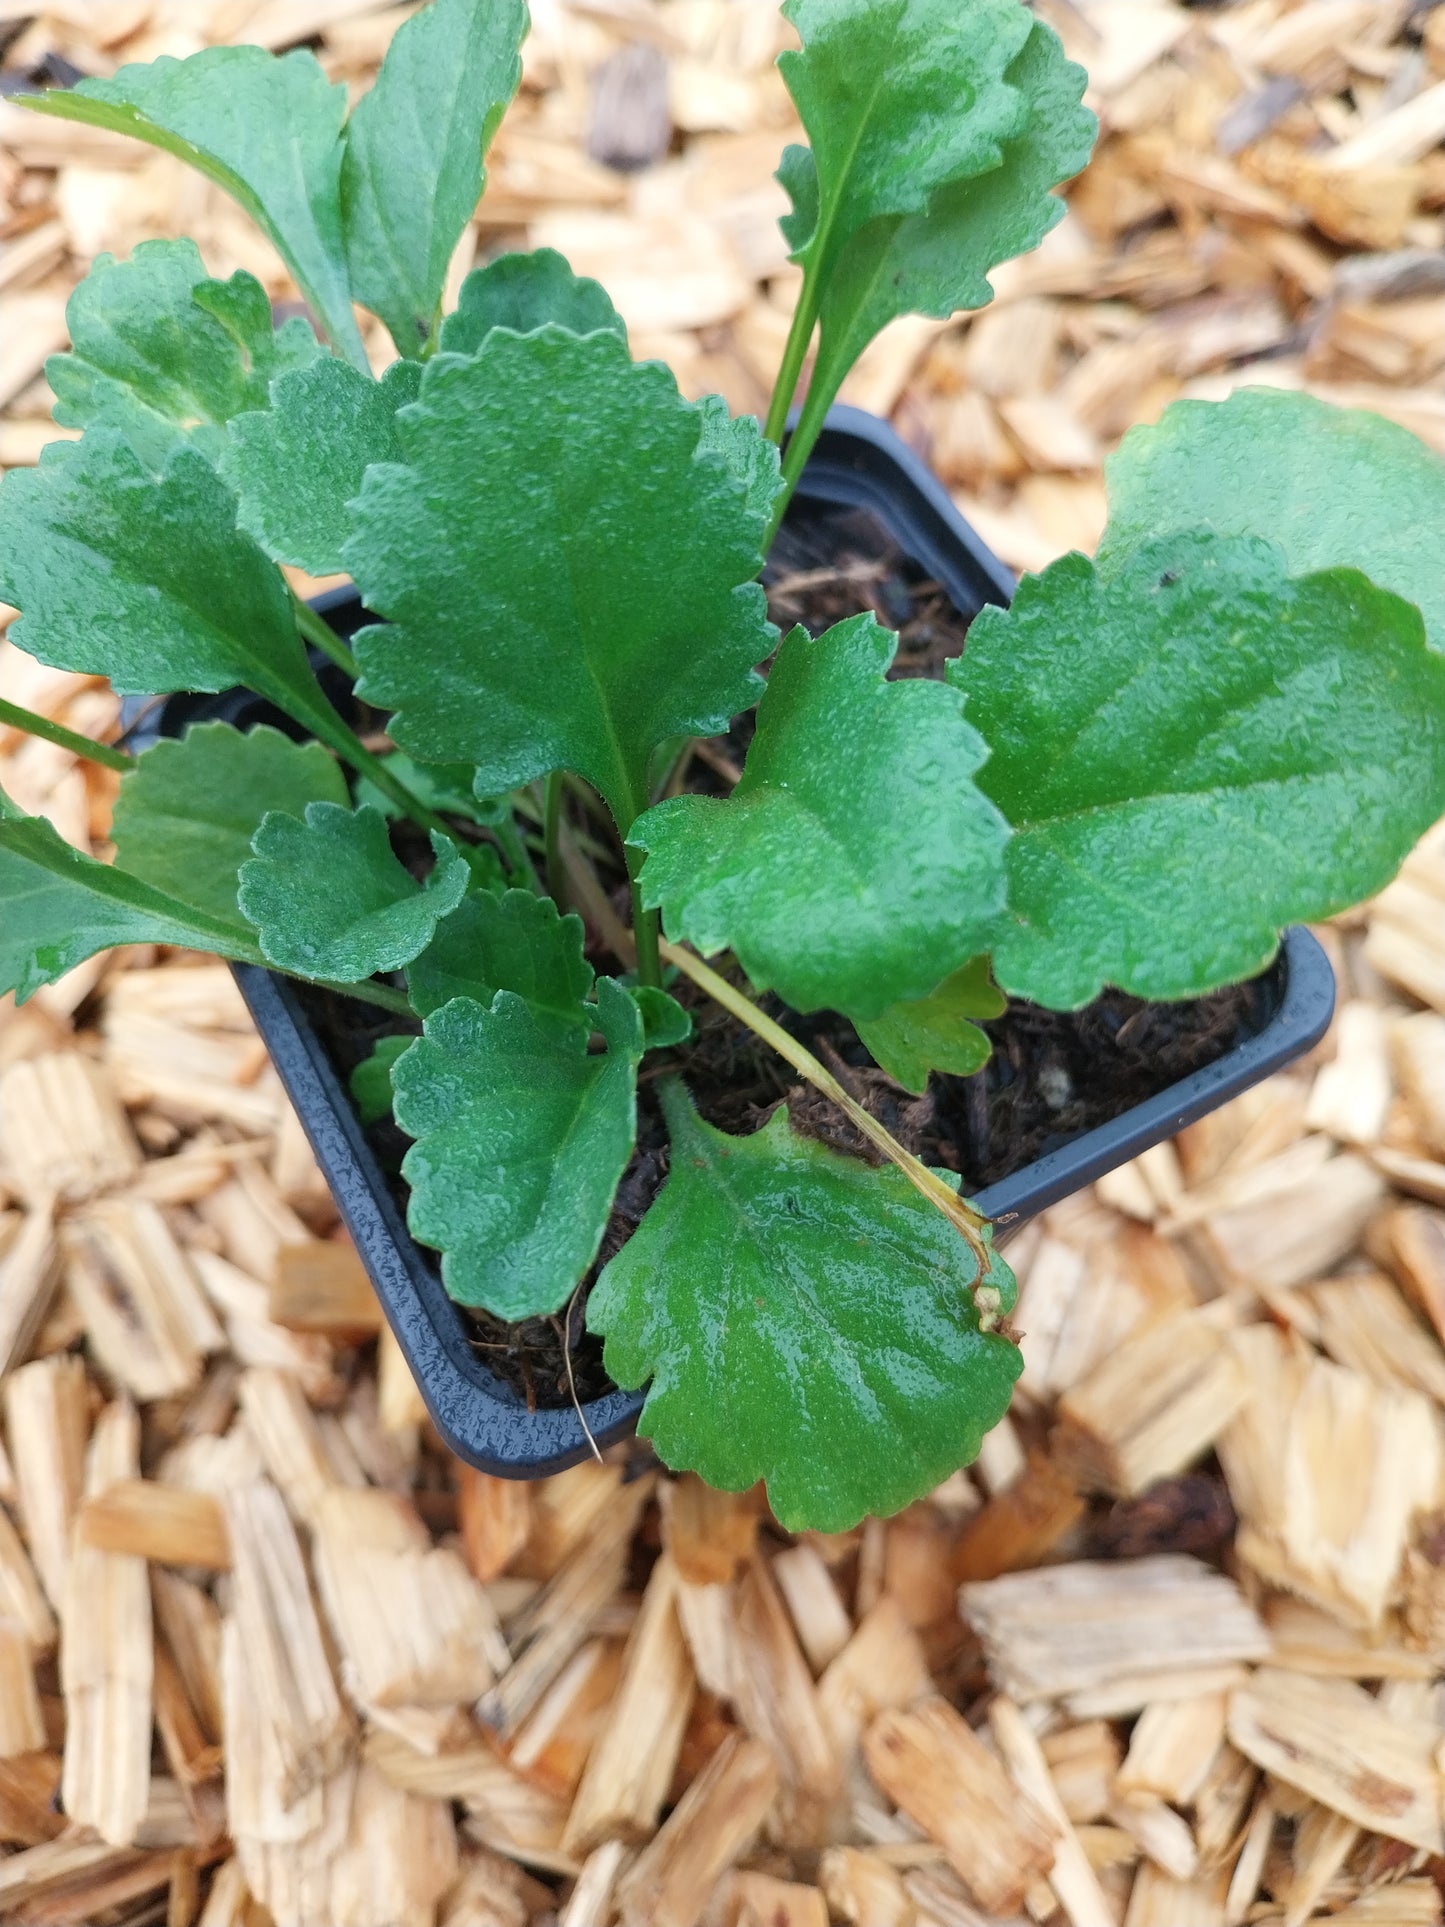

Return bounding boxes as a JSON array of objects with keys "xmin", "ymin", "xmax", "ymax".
[{"xmin": 3, "ymin": 0, "xmax": 1445, "ymax": 1529}]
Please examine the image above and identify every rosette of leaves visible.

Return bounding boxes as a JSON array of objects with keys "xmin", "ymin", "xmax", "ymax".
[{"xmin": 3, "ymin": 0, "xmax": 1445, "ymax": 1530}]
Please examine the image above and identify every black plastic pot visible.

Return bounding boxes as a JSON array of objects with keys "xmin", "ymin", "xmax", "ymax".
[{"xmin": 151, "ymin": 405, "xmax": 1335, "ymax": 1478}]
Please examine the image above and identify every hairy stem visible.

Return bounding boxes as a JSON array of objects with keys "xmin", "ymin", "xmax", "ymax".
[
  {"xmin": 0, "ymin": 696, "xmax": 135, "ymax": 772},
  {"xmin": 763, "ymin": 342, "xmax": 840, "ymax": 551},
  {"xmin": 543, "ymin": 771, "xmax": 566, "ymax": 905},
  {"xmin": 660, "ymin": 939, "xmax": 993, "ymax": 1265},
  {"xmin": 305, "ymin": 973, "xmax": 414, "ymax": 1016},
  {"xmin": 291, "ymin": 594, "xmax": 360, "ymax": 679}
]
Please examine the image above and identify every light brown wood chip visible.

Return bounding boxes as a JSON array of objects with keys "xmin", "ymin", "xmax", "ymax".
[
  {"xmin": 1227, "ymin": 1668, "xmax": 1444, "ymax": 1852},
  {"xmin": 616, "ymin": 1733, "xmax": 779, "ymax": 1927},
  {"xmin": 961, "ymin": 1557, "xmax": 1269, "ymax": 1703},
  {"xmin": 863, "ymin": 1697, "xmax": 1055, "ymax": 1917},
  {"xmin": 61, "ymin": 1398, "xmax": 153, "ymax": 1847}
]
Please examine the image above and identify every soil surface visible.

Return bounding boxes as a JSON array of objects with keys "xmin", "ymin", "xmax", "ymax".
[{"xmin": 307, "ymin": 500, "xmax": 1277, "ymax": 1412}]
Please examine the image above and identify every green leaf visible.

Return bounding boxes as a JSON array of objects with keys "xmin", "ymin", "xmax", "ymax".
[
  {"xmin": 632, "ymin": 615, "xmax": 1009, "ymax": 1020},
  {"xmin": 804, "ymin": 22, "xmax": 1093, "ymax": 401},
  {"xmin": 777, "ymin": 0, "xmax": 1035, "ymax": 281},
  {"xmin": 348, "ymin": 329, "xmax": 775, "ymax": 829},
  {"xmin": 392, "ymin": 976, "xmax": 644, "ymax": 1318},
  {"xmin": 855, "ymin": 956, "xmax": 1003, "ymax": 1094},
  {"xmin": 0, "ymin": 782, "xmax": 258, "ymax": 1003},
  {"xmin": 355, "ymin": 752, "xmax": 495, "ymax": 827},
  {"xmin": 630, "ymin": 985, "xmax": 692, "ymax": 1050},
  {"xmin": 1099, "ymin": 387, "xmax": 1445, "ymax": 655},
  {"xmin": 437, "ymin": 248, "xmax": 626, "ymax": 357},
  {"xmin": 408, "ymin": 888, "xmax": 594, "ymax": 1036},
  {"xmin": 350, "ymin": 1034, "xmax": 413, "ymax": 1125},
  {"xmin": 238, "ymin": 803, "xmax": 469, "ymax": 980},
  {"xmin": 112, "ymin": 722, "xmax": 348, "ymax": 927},
  {"xmin": 951, "ymin": 532, "xmax": 1445, "ymax": 1008},
  {"xmin": 222, "ymin": 358, "xmax": 423, "ymax": 575},
  {"xmin": 18, "ymin": 49, "xmax": 364, "ymax": 365},
  {"xmin": 694, "ymin": 395, "xmax": 785, "ymax": 525},
  {"xmin": 47, "ymin": 239, "xmax": 322, "ymax": 472},
  {"xmin": 588, "ymin": 1080, "xmax": 1021, "ymax": 1532},
  {"xmin": 0, "ymin": 432, "xmax": 334, "ymax": 737},
  {"xmin": 340, "ymin": 0, "xmax": 527, "ymax": 356}
]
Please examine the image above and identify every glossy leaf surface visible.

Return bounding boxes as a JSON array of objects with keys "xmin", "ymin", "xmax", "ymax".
[
  {"xmin": 393, "ymin": 977, "xmax": 644, "ymax": 1318},
  {"xmin": 48, "ymin": 240, "xmax": 321, "ymax": 471},
  {"xmin": 589, "ymin": 1081, "xmax": 1021, "ymax": 1531},
  {"xmin": 1100, "ymin": 387, "xmax": 1445, "ymax": 654},
  {"xmin": 952, "ymin": 532, "xmax": 1445, "ymax": 1008},
  {"xmin": 407, "ymin": 888, "xmax": 594, "ymax": 1036},
  {"xmin": 348, "ymin": 329, "xmax": 774, "ymax": 828},
  {"xmin": 340, "ymin": 0, "xmax": 526, "ymax": 356},
  {"xmin": 222, "ymin": 358, "xmax": 422, "ymax": 574},
  {"xmin": 238, "ymin": 803, "xmax": 468, "ymax": 980},
  {"xmin": 855, "ymin": 956, "xmax": 1003, "ymax": 1094},
  {"xmin": 633, "ymin": 615, "xmax": 1009, "ymax": 1019},
  {"xmin": 112, "ymin": 722, "xmax": 348, "ymax": 927},
  {"xmin": 437, "ymin": 248, "xmax": 625, "ymax": 356},
  {"xmin": 0, "ymin": 784, "xmax": 256, "ymax": 1003}
]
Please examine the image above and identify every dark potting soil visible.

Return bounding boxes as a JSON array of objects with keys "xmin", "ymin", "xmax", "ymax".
[{"xmin": 304, "ymin": 500, "xmax": 1270, "ymax": 1412}]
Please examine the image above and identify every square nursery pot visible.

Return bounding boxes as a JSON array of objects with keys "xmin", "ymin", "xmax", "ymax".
[{"xmin": 144, "ymin": 405, "xmax": 1336, "ymax": 1479}]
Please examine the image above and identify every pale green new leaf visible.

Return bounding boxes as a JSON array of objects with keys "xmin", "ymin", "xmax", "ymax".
[
  {"xmin": 17, "ymin": 48, "xmax": 364, "ymax": 364},
  {"xmin": 48, "ymin": 240, "xmax": 322, "ymax": 472},
  {"xmin": 393, "ymin": 976, "xmax": 644, "ymax": 1319},
  {"xmin": 632, "ymin": 615, "xmax": 1009, "ymax": 1020},
  {"xmin": 407, "ymin": 888, "xmax": 594, "ymax": 1037},
  {"xmin": 437, "ymin": 248, "xmax": 625, "ymax": 357},
  {"xmin": 0, "ymin": 432, "xmax": 334, "ymax": 738},
  {"xmin": 803, "ymin": 22, "xmax": 1094, "ymax": 404},
  {"xmin": 222, "ymin": 358, "xmax": 422, "ymax": 574},
  {"xmin": 348, "ymin": 329, "xmax": 775, "ymax": 829},
  {"xmin": 0, "ymin": 783, "xmax": 258, "ymax": 1003},
  {"xmin": 111, "ymin": 722, "xmax": 348, "ymax": 927},
  {"xmin": 238, "ymin": 803, "xmax": 469, "ymax": 980},
  {"xmin": 778, "ymin": 0, "xmax": 1034, "ymax": 279},
  {"xmin": 350, "ymin": 1034, "xmax": 413, "ymax": 1125},
  {"xmin": 630, "ymin": 985, "xmax": 692, "ymax": 1049},
  {"xmin": 340, "ymin": 0, "xmax": 527, "ymax": 356},
  {"xmin": 855, "ymin": 956, "xmax": 1003, "ymax": 1094},
  {"xmin": 588, "ymin": 1080, "xmax": 1021, "ymax": 1532},
  {"xmin": 951, "ymin": 531, "xmax": 1445, "ymax": 1009},
  {"xmin": 1099, "ymin": 387, "xmax": 1445, "ymax": 654}
]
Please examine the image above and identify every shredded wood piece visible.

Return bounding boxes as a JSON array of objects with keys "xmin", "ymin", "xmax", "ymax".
[{"xmin": 615, "ymin": 1733, "xmax": 779, "ymax": 1927}]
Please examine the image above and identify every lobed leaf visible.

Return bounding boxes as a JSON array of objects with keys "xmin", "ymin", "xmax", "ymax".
[
  {"xmin": 112, "ymin": 722, "xmax": 349, "ymax": 927},
  {"xmin": 347, "ymin": 328, "xmax": 775, "ymax": 830},
  {"xmin": 800, "ymin": 21, "xmax": 1093, "ymax": 404},
  {"xmin": 222, "ymin": 358, "xmax": 422, "ymax": 575},
  {"xmin": 437, "ymin": 248, "xmax": 626, "ymax": 357},
  {"xmin": 952, "ymin": 531, "xmax": 1445, "ymax": 1009},
  {"xmin": 340, "ymin": 0, "xmax": 527, "ymax": 357},
  {"xmin": 0, "ymin": 432, "xmax": 333, "ymax": 736},
  {"xmin": 778, "ymin": 0, "xmax": 1034, "ymax": 277},
  {"xmin": 855, "ymin": 956, "xmax": 1003, "ymax": 1094},
  {"xmin": 17, "ymin": 48, "xmax": 364, "ymax": 364},
  {"xmin": 694, "ymin": 395, "xmax": 785, "ymax": 526},
  {"xmin": 588, "ymin": 1080, "xmax": 1021, "ymax": 1532},
  {"xmin": 407, "ymin": 888, "xmax": 594, "ymax": 1036},
  {"xmin": 0, "ymin": 783, "xmax": 256, "ymax": 1003},
  {"xmin": 48, "ymin": 239, "xmax": 322, "ymax": 472},
  {"xmin": 350, "ymin": 1035, "xmax": 413, "ymax": 1125},
  {"xmin": 632, "ymin": 614, "xmax": 1009, "ymax": 1020},
  {"xmin": 238, "ymin": 803, "xmax": 469, "ymax": 981},
  {"xmin": 393, "ymin": 976, "xmax": 644, "ymax": 1319},
  {"xmin": 1099, "ymin": 387, "xmax": 1445, "ymax": 655}
]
